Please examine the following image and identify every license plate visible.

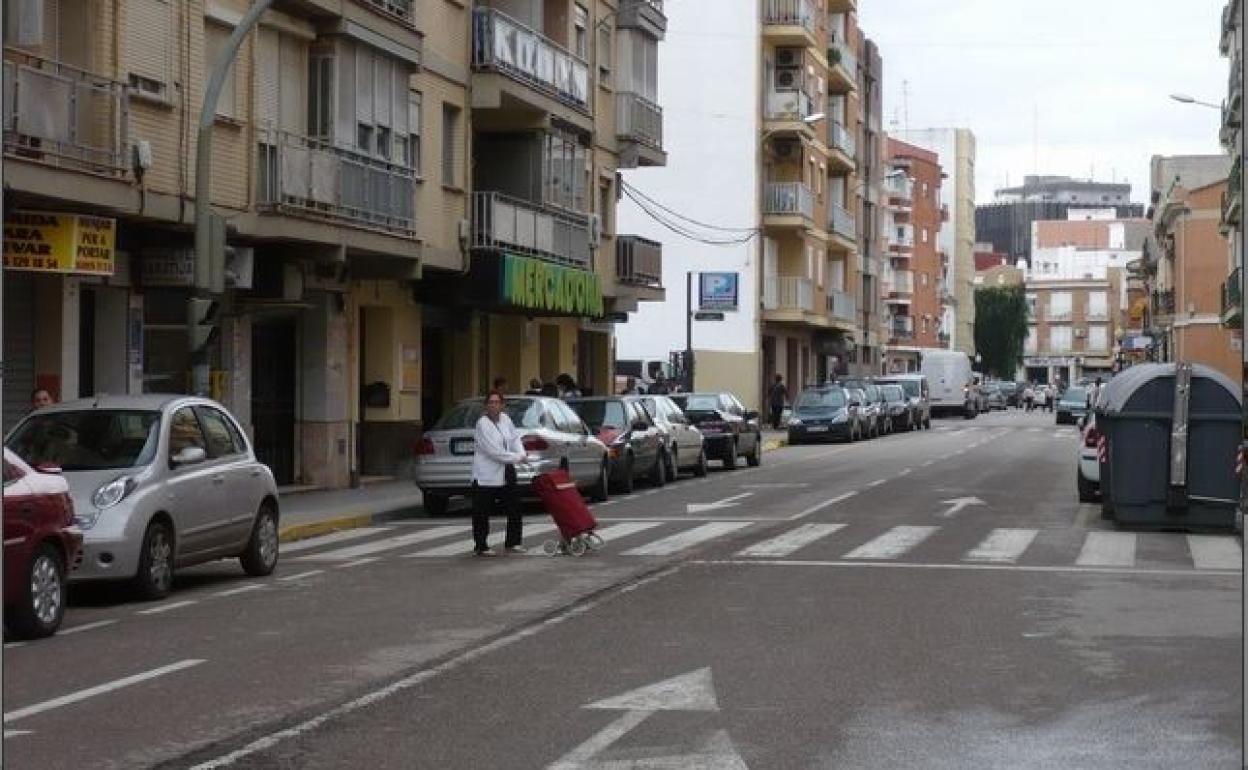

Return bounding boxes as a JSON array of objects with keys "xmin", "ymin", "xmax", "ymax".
[
  {"xmin": 806, "ymin": 426, "xmax": 828, "ymax": 433},
  {"xmin": 451, "ymin": 438, "xmax": 475, "ymax": 455}
]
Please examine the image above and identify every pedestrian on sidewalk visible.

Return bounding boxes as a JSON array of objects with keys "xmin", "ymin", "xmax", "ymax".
[
  {"xmin": 768, "ymin": 374, "xmax": 788, "ymax": 430},
  {"xmin": 1023, "ymin": 385, "xmax": 1034, "ymax": 412},
  {"xmin": 525, "ymin": 378, "xmax": 543, "ymax": 395},
  {"xmin": 1035, "ymin": 385, "xmax": 1049, "ymax": 413},
  {"xmin": 470, "ymin": 390, "xmax": 527, "ymax": 556}
]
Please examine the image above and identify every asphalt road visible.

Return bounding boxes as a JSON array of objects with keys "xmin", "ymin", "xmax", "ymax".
[{"xmin": 4, "ymin": 410, "xmax": 1241, "ymax": 769}]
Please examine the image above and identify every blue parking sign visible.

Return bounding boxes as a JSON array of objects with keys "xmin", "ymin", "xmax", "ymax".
[{"xmin": 699, "ymin": 272, "xmax": 739, "ymax": 311}]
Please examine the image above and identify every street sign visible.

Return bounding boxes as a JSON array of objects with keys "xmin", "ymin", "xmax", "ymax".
[
  {"xmin": 698, "ymin": 272, "xmax": 739, "ymax": 311},
  {"xmin": 694, "ymin": 311, "xmax": 725, "ymax": 321}
]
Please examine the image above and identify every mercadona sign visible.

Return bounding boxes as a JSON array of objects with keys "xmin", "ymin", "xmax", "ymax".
[{"xmin": 500, "ymin": 253, "xmax": 604, "ymax": 317}]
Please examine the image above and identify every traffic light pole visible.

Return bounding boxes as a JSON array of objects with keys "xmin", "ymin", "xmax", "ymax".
[{"xmin": 191, "ymin": 0, "xmax": 275, "ymax": 396}]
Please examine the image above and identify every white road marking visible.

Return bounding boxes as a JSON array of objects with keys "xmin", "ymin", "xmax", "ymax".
[
  {"xmin": 921, "ymin": 460, "xmax": 936, "ymax": 467},
  {"xmin": 525, "ymin": 522, "xmax": 666, "ymax": 555},
  {"xmin": 214, "ymin": 584, "xmax": 265, "ymax": 598},
  {"xmin": 964, "ymin": 528, "xmax": 1039, "ymax": 563},
  {"xmin": 740, "ymin": 483, "xmax": 811, "ymax": 489},
  {"xmin": 278, "ymin": 570, "xmax": 324, "ymax": 582},
  {"xmin": 335, "ymin": 557, "xmax": 380, "ymax": 569},
  {"xmin": 622, "ymin": 522, "xmax": 753, "ymax": 557},
  {"xmin": 694, "ymin": 559, "xmax": 1241, "ymax": 577},
  {"xmin": 406, "ymin": 523, "xmax": 558, "ymax": 557},
  {"xmin": 280, "ymin": 527, "xmax": 393, "ymax": 554},
  {"xmin": 136, "ymin": 600, "xmax": 198, "ymax": 616},
  {"xmin": 4, "ymin": 659, "xmax": 206, "ymax": 723},
  {"xmin": 597, "ymin": 500, "xmax": 618, "ymax": 506},
  {"xmin": 866, "ymin": 479, "xmax": 887, "ymax": 488},
  {"xmin": 842, "ymin": 526, "xmax": 938, "ymax": 560},
  {"xmin": 60, "ymin": 619, "xmax": 119, "ymax": 636},
  {"xmin": 3, "ymin": 643, "xmax": 25, "ymax": 650},
  {"xmin": 897, "ymin": 468, "xmax": 912, "ymax": 477},
  {"xmin": 296, "ymin": 525, "xmax": 464, "ymax": 561},
  {"xmin": 737, "ymin": 523, "xmax": 847, "ymax": 558},
  {"xmin": 1076, "ymin": 532, "xmax": 1137, "ymax": 567},
  {"xmin": 790, "ymin": 491, "xmax": 857, "ymax": 520},
  {"xmin": 687, "ymin": 492, "xmax": 754, "ymax": 514},
  {"xmin": 4, "ymin": 729, "xmax": 32, "ymax": 739},
  {"xmin": 1187, "ymin": 536, "xmax": 1243, "ymax": 570}
]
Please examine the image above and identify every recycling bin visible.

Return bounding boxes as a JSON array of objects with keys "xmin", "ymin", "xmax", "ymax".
[{"xmin": 1098, "ymin": 362, "xmax": 1241, "ymax": 530}]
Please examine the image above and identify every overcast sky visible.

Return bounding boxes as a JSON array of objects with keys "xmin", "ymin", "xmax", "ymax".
[{"xmin": 858, "ymin": 0, "xmax": 1229, "ymax": 204}]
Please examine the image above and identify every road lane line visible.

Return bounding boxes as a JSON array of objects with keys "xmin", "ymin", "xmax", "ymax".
[
  {"xmin": 790, "ymin": 491, "xmax": 858, "ymax": 520},
  {"xmin": 278, "ymin": 570, "xmax": 324, "ymax": 582},
  {"xmin": 737, "ymin": 523, "xmax": 847, "ymax": 558},
  {"xmin": 897, "ymin": 468, "xmax": 912, "ymax": 477},
  {"xmin": 4, "ymin": 729, "xmax": 32, "ymax": 739},
  {"xmin": 59, "ymin": 619, "xmax": 119, "ymax": 636},
  {"xmin": 281, "ymin": 527, "xmax": 393, "ymax": 554},
  {"xmin": 405, "ymin": 523, "xmax": 559, "ymax": 557},
  {"xmin": 842, "ymin": 526, "xmax": 938, "ymax": 560},
  {"xmin": 136, "ymin": 600, "xmax": 197, "ymax": 616},
  {"xmin": 965, "ymin": 529, "xmax": 1039, "ymax": 563},
  {"xmin": 523, "ymin": 522, "xmax": 666, "ymax": 554},
  {"xmin": 296, "ymin": 525, "xmax": 465, "ymax": 561},
  {"xmin": 1076, "ymin": 532, "xmax": 1136, "ymax": 567},
  {"xmin": 335, "ymin": 557, "xmax": 380, "ymax": 569},
  {"xmin": 866, "ymin": 479, "xmax": 887, "ymax": 488},
  {"xmin": 622, "ymin": 522, "xmax": 753, "ymax": 556},
  {"xmin": 1187, "ymin": 536, "xmax": 1242, "ymax": 570},
  {"xmin": 214, "ymin": 584, "xmax": 265, "ymax": 598},
  {"xmin": 4, "ymin": 659, "xmax": 206, "ymax": 723},
  {"xmin": 3, "ymin": 643, "xmax": 25, "ymax": 650},
  {"xmin": 692, "ymin": 559, "xmax": 1241, "ymax": 577}
]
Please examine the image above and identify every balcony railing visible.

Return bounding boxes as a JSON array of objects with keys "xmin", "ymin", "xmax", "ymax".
[
  {"xmin": 3, "ymin": 47, "xmax": 130, "ymax": 177},
  {"xmin": 616, "ymin": 235, "xmax": 663, "ymax": 288},
  {"xmin": 830, "ymin": 204, "xmax": 856, "ymax": 239},
  {"xmin": 764, "ymin": 275, "xmax": 816, "ymax": 313},
  {"xmin": 764, "ymin": 182, "xmax": 815, "ymax": 221},
  {"xmin": 471, "ymin": 191, "xmax": 591, "ymax": 268},
  {"xmin": 618, "ymin": 0, "xmax": 667, "ymax": 34},
  {"xmin": 885, "ymin": 174, "xmax": 913, "ymax": 202},
  {"xmin": 256, "ymin": 129, "xmax": 415, "ymax": 235},
  {"xmin": 891, "ymin": 315, "xmax": 914, "ymax": 337},
  {"xmin": 1152, "ymin": 289, "xmax": 1176, "ymax": 316},
  {"xmin": 1086, "ymin": 309, "xmax": 1109, "ymax": 322},
  {"xmin": 354, "ymin": 0, "xmax": 417, "ymax": 28},
  {"xmin": 763, "ymin": 0, "xmax": 819, "ymax": 36},
  {"xmin": 888, "ymin": 270, "xmax": 914, "ymax": 295},
  {"xmin": 617, "ymin": 91, "xmax": 663, "ymax": 150},
  {"xmin": 828, "ymin": 289, "xmax": 856, "ymax": 321},
  {"xmin": 1225, "ymin": 155, "xmax": 1242, "ymax": 226},
  {"xmin": 1222, "ymin": 267, "xmax": 1242, "ymax": 321},
  {"xmin": 889, "ymin": 226, "xmax": 915, "ymax": 250},
  {"xmin": 828, "ymin": 121, "xmax": 856, "ymax": 157},
  {"xmin": 472, "ymin": 8, "xmax": 590, "ymax": 113},
  {"xmin": 829, "ymin": 35, "xmax": 858, "ymax": 75}
]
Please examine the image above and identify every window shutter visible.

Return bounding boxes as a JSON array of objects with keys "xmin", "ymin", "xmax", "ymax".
[
  {"xmin": 374, "ymin": 57, "xmax": 392, "ymax": 127},
  {"xmin": 124, "ymin": 0, "xmax": 172, "ymax": 85},
  {"xmin": 355, "ymin": 46, "xmax": 373, "ymax": 123},
  {"xmin": 205, "ymin": 21, "xmax": 236, "ymax": 118},
  {"xmin": 278, "ymin": 34, "xmax": 306, "ymax": 132},
  {"xmin": 256, "ymin": 28, "xmax": 279, "ymax": 128}
]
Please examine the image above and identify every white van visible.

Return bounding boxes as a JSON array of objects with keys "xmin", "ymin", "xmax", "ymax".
[{"xmin": 919, "ymin": 350, "xmax": 978, "ymax": 419}]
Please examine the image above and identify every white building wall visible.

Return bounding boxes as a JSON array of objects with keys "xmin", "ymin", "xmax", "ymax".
[{"xmin": 615, "ymin": 0, "xmax": 760, "ymax": 361}]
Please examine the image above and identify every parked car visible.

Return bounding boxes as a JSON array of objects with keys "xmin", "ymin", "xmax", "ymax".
[
  {"xmin": 1000, "ymin": 381, "xmax": 1024, "ymax": 408},
  {"xmin": 1056, "ymin": 386, "xmax": 1091, "ymax": 425},
  {"xmin": 6, "ymin": 396, "xmax": 280, "ymax": 600},
  {"xmin": 3, "ymin": 448, "xmax": 82, "ymax": 639},
  {"xmin": 840, "ymin": 379, "xmax": 890, "ymax": 436},
  {"xmin": 1076, "ymin": 411, "xmax": 1102, "ymax": 503},
  {"xmin": 787, "ymin": 386, "xmax": 859, "ymax": 443},
  {"xmin": 981, "ymin": 383, "xmax": 1007, "ymax": 411},
  {"xmin": 415, "ymin": 396, "xmax": 610, "ymax": 514},
  {"xmin": 921, "ymin": 350, "xmax": 978, "ymax": 418},
  {"xmin": 880, "ymin": 384, "xmax": 916, "ymax": 432},
  {"xmin": 568, "ymin": 397, "xmax": 665, "ymax": 493},
  {"xmin": 628, "ymin": 395, "xmax": 708, "ymax": 479},
  {"xmin": 877, "ymin": 374, "xmax": 932, "ymax": 430},
  {"xmin": 669, "ymin": 392, "xmax": 762, "ymax": 469},
  {"xmin": 843, "ymin": 387, "xmax": 876, "ymax": 439}
]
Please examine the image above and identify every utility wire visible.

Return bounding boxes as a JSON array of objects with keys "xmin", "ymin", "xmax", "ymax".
[
  {"xmin": 622, "ymin": 186, "xmax": 760, "ymax": 246},
  {"xmin": 621, "ymin": 180, "xmax": 757, "ymax": 234}
]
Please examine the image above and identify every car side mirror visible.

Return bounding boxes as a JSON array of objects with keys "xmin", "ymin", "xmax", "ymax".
[
  {"xmin": 171, "ymin": 446, "xmax": 208, "ymax": 466},
  {"xmin": 632, "ymin": 420, "xmax": 650, "ymax": 432}
]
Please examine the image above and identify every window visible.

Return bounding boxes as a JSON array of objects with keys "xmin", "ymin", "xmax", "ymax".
[
  {"xmin": 1049, "ymin": 291, "xmax": 1072, "ymax": 317},
  {"xmin": 1050, "ymin": 326, "xmax": 1072, "ymax": 352},
  {"xmin": 125, "ymin": 0, "xmax": 173, "ymax": 99},
  {"xmin": 599, "ymin": 180, "xmax": 613, "ymax": 235},
  {"xmin": 169, "ymin": 407, "xmax": 208, "ymax": 459},
  {"xmin": 921, "ymin": 272, "xmax": 928, "ymax": 286},
  {"xmin": 308, "ymin": 40, "xmax": 412, "ymax": 163},
  {"xmin": 598, "ymin": 23, "xmax": 612, "ymax": 85},
  {"xmin": 574, "ymin": 4, "xmax": 589, "ymax": 59},
  {"xmin": 618, "ymin": 30, "xmax": 658, "ymax": 100},
  {"xmin": 921, "ymin": 228, "xmax": 928, "ymax": 243},
  {"xmin": 442, "ymin": 103, "xmax": 460, "ymax": 186},
  {"xmin": 1087, "ymin": 291, "xmax": 1108, "ymax": 318},
  {"xmin": 399, "ymin": 91, "xmax": 422, "ymax": 173},
  {"xmin": 543, "ymin": 129, "xmax": 588, "ymax": 211},
  {"xmin": 922, "ymin": 317, "xmax": 929, "ymax": 333},
  {"xmin": 1025, "ymin": 326, "xmax": 1038, "ymax": 353},
  {"xmin": 195, "ymin": 407, "xmax": 242, "ymax": 458},
  {"xmin": 204, "ymin": 22, "xmax": 238, "ymax": 118},
  {"xmin": 1088, "ymin": 325, "xmax": 1109, "ymax": 351}
]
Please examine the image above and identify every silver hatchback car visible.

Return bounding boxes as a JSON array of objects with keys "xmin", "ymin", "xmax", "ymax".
[
  {"xmin": 414, "ymin": 396, "xmax": 609, "ymax": 515},
  {"xmin": 6, "ymin": 395, "xmax": 280, "ymax": 599}
]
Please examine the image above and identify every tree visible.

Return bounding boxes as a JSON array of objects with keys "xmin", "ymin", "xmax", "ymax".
[{"xmin": 973, "ymin": 285, "xmax": 1029, "ymax": 379}]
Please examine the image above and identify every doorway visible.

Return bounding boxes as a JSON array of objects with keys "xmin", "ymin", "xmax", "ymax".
[{"xmin": 252, "ymin": 319, "xmax": 297, "ymax": 485}]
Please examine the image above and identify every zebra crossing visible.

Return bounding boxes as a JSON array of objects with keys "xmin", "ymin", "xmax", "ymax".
[{"xmin": 282, "ymin": 518, "xmax": 1243, "ymax": 573}]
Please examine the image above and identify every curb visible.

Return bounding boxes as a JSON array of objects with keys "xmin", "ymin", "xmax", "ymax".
[{"xmin": 279, "ymin": 505, "xmax": 425, "ymax": 544}]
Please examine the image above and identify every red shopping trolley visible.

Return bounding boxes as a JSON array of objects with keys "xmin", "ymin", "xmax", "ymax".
[{"xmin": 531, "ymin": 469, "xmax": 603, "ymax": 556}]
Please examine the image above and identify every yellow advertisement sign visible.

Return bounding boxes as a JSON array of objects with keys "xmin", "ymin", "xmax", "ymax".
[{"xmin": 3, "ymin": 210, "xmax": 115, "ymax": 276}]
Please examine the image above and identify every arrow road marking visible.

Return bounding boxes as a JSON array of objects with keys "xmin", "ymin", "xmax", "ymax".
[
  {"xmin": 940, "ymin": 497, "xmax": 986, "ymax": 518},
  {"xmin": 687, "ymin": 492, "xmax": 754, "ymax": 514}
]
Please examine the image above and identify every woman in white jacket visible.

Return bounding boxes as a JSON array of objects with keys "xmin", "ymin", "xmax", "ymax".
[{"xmin": 470, "ymin": 390, "xmax": 528, "ymax": 556}]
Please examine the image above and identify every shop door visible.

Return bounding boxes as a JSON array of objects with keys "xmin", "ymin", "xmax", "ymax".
[
  {"xmin": 3, "ymin": 273, "xmax": 35, "ymax": 433},
  {"xmin": 421, "ymin": 327, "xmax": 445, "ymax": 427},
  {"xmin": 251, "ymin": 320, "xmax": 297, "ymax": 485}
]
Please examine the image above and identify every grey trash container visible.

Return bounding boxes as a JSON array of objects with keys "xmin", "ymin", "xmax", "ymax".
[{"xmin": 1098, "ymin": 362, "xmax": 1241, "ymax": 530}]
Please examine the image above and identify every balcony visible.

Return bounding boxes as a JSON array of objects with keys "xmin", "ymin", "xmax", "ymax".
[
  {"xmin": 1228, "ymin": 57, "xmax": 1243, "ymax": 124},
  {"xmin": 762, "ymin": 0, "xmax": 820, "ymax": 47},
  {"xmin": 888, "ymin": 225, "xmax": 915, "ymax": 254},
  {"xmin": 617, "ymin": 91, "xmax": 665, "ymax": 168},
  {"xmin": 827, "ymin": 0, "xmax": 857, "ymax": 11},
  {"xmin": 1222, "ymin": 0, "xmax": 1241, "ymax": 55},
  {"xmin": 940, "ymin": 203, "xmax": 950, "ymax": 222},
  {"xmin": 616, "ymin": 235, "xmax": 663, "ymax": 289},
  {"xmin": 827, "ymin": 121, "xmax": 856, "ymax": 172},
  {"xmin": 939, "ymin": 332, "xmax": 952, "ymax": 347},
  {"xmin": 256, "ymin": 129, "xmax": 415, "ymax": 235},
  {"xmin": 827, "ymin": 289, "xmax": 856, "ymax": 324},
  {"xmin": 470, "ymin": 191, "xmax": 591, "ymax": 269},
  {"xmin": 764, "ymin": 182, "xmax": 815, "ymax": 226},
  {"xmin": 890, "ymin": 314, "xmax": 915, "ymax": 341},
  {"xmin": 885, "ymin": 270, "xmax": 914, "ymax": 302},
  {"xmin": 829, "ymin": 203, "xmax": 856, "ymax": 248},
  {"xmin": 472, "ymin": 8, "xmax": 591, "ymax": 125},
  {"xmin": 763, "ymin": 275, "xmax": 816, "ymax": 314},
  {"xmin": 353, "ymin": 0, "xmax": 417, "ymax": 29},
  {"xmin": 2, "ymin": 47, "xmax": 130, "ymax": 178},
  {"xmin": 1224, "ymin": 155, "xmax": 1242, "ymax": 228},
  {"xmin": 1222, "ymin": 267, "xmax": 1242, "ymax": 327},
  {"xmin": 827, "ymin": 34, "xmax": 858, "ymax": 93},
  {"xmin": 617, "ymin": 0, "xmax": 667, "ymax": 39},
  {"xmin": 885, "ymin": 174, "xmax": 913, "ymax": 208}
]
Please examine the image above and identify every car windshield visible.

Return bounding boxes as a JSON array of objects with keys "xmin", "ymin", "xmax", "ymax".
[
  {"xmin": 673, "ymin": 394, "xmax": 720, "ymax": 412},
  {"xmin": 882, "ymin": 385, "xmax": 905, "ymax": 402},
  {"xmin": 569, "ymin": 400, "xmax": 627, "ymax": 430},
  {"xmin": 795, "ymin": 390, "xmax": 847, "ymax": 410},
  {"xmin": 7, "ymin": 410, "xmax": 162, "ymax": 471},
  {"xmin": 886, "ymin": 380, "xmax": 920, "ymax": 398},
  {"xmin": 433, "ymin": 399, "xmax": 544, "ymax": 430},
  {"xmin": 1063, "ymin": 388, "xmax": 1088, "ymax": 404}
]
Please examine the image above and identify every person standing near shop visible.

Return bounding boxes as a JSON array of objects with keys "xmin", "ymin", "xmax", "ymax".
[
  {"xmin": 767, "ymin": 374, "xmax": 788, "ymax": 430},
  {"xmin": 470, "ymin": 390, "xmax": 528, "ymax": 556}
]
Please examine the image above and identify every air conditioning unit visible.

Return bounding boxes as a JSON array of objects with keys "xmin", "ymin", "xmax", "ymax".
[
  {"xmin": 775, "ymin": 67, "xmax": 799, "ymax": 90},
  {"xmin": 776, "ymin": 48, "xmax": 800, "ymax": 67},
  {"xmin": 588, "ymin": 214, "xmax": 602, "ymax": 248}
]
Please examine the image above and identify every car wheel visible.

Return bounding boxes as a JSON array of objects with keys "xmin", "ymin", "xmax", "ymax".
[
  {"xmin": 240, "ymin": 502, "xmax": 280, "ymax": 577},
  {"xmin": 723, "ymin": 441, "xmax": 738, "ymax": 469},
  {"xmin": 1077, "ymin": 469, "xmax": 1098, "ymax": 504},
  {"xmin": 589, "ymin": 460, "xmax": 610, "ymax": 503},
  {"xmin": 8, "ymin": 543, "xmax": 66, "ymax": 640},
  {"xmin": 422, "ymin": 492, "xmax": 450, "ymax": 517},
  {"xmin": 133, "ymin": 518, "xmax": 175, "ymax": 601},
  {"xmin": 746, "ymin": 435, "xmax": 762, "ymax": 467},
  {"xmin": 693, "ymin": 447, "xmax": 709, "ymax": 477},
  {"xmin": 665, "ymin": 446, "xmax": 678, "ymax": 482},
  {"xmin": 650, "ymin": 449, "xmax": 667, "ymax": 487},
  {"xmin": 788, "ymin": 431, "xmax": 800, "ymax": 446},
  {"xmin": 616, "ymin": 454, "xmax": 635, "ymax": 494}
]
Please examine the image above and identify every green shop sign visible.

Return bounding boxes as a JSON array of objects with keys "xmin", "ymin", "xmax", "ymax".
[{"xmin": 501, "ymin": 253, "xmax": 604, "ymax": 317}]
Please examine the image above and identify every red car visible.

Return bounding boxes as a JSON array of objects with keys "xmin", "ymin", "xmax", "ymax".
[{"xmin": 4, "ymin": 448, "xmax": 82, "ymax": 639}]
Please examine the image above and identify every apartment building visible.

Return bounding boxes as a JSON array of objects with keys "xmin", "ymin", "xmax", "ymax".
[
  {"xmin": 2, "ymin": 0, "xmax": 667, "ymax": 489},
  {"xmin": 881, "ymin": 137, "xmax": 943, "ymax": 374},
  {"xmin": 1144, "ymin": 155, "xmax": 1238, "ymax": 382},
  {"xmin": 853, "ymin": 35, "xmax": 885, "ymax": 376},
  {"xmin": 1219, "ymin": 0, "xmax": 1243, "ymax": 346},
  {"xmin": 1028, "ymin": 215, "xmax": 1148, "ymax": 281},
  {"xmin": 1023, "ymin": 271, "xmax": 1124, "ymax": 385}
]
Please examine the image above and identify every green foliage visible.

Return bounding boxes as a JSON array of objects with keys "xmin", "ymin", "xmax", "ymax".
[{"xmin": 973, "ymin": 286, "xmax": 1029, "ymax": 378}]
